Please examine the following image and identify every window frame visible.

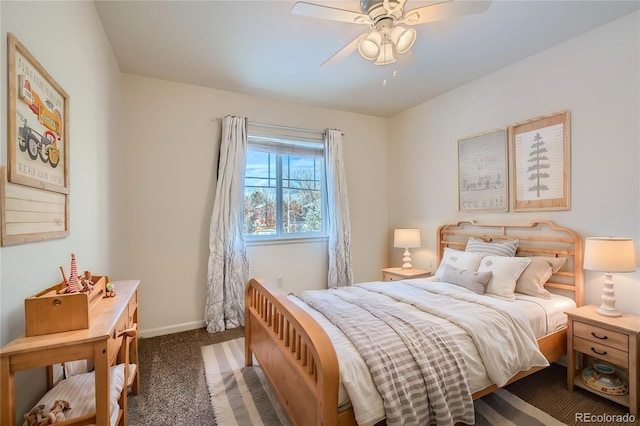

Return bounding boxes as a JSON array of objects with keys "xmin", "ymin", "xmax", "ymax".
[{"xmin": 243, "ymin": 129, "xmax": 327, "ymax": 242}]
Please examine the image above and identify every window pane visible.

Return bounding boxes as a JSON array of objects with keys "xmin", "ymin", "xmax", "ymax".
[
  {"xmin": 244, "ymin": 151, "xmax": 276, "ymax": 235},
  {"xmin": 245, "ymin": 151, "xmax": 275, "ymax": 187},
  {"xmin": 282, "ymin": 155, "xmax": 322, "ymax": 234},
  {"xmin": 244, "ymin": 138, "xmax": 325, "ymax": 239}
]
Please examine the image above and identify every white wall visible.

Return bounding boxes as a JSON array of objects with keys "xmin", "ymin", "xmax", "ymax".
[
  {"xmin": 117, "ymin": 75, "xmax": 389, "ymax": 336},
  {"xmin": 388, "ymin": 12, "xmax": 640, "ymax": 315},
  {"xmin": 0, "ymin": 0, "xmax": 122, "ymax": 419}
]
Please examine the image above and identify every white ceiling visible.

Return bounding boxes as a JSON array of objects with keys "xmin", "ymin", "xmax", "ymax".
[{"xmin": 94, "ymin": 0, "xmax": 639, "ymax": 117}]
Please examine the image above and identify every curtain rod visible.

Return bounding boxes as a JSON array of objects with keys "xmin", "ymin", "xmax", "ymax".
[
  {"xmin": 248, "ymin": 121, "xmax": 325, "ymax": 135},
  {"xmin": 214, "ymin": 118, "xmax": 343, "ymax": 136}
]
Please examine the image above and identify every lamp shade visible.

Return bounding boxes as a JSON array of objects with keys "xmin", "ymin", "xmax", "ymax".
[
  {"xmin": 584, "ymin": 237, "xmax": 636, "ymax": 272},
  {"xmin": 394, "ymin": 229, "xmax": 421, "ymax": 248}
]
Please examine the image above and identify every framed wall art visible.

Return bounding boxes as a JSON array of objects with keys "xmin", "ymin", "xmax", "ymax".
[
  {"xmin": 7, "ymin": 33, "xmax": 69, "ymax": 194},
  {"xmin": 457, "ymin": 128, "xmax": 508, "ymax": 212},
  {"xmin": 511, "ymin": 111, "xmax": 570, "ymax": 212}
]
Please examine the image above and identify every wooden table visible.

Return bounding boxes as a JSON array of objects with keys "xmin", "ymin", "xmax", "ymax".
[
  {"xmin": 381, "ymin": 267, "xmax": 432, "ymax": 281},
  {"xmin": 0, "ymin": 280, "xmax": 140, "ymax": 426}
]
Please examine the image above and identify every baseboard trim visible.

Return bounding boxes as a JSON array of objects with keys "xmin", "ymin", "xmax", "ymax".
[{"xmin": 140, "ymin": 320, "xmax": 205, "ymax": 338}]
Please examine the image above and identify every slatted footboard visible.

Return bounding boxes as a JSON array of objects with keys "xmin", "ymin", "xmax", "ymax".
[{"xmin": 245, "ymin": 279, "xmax": 342, "ymax": 426}]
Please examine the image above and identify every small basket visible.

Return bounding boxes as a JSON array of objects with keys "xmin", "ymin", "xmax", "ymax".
[{"xmin": 24, "ymin": 276, "xmax": 108, "ymax": 336}]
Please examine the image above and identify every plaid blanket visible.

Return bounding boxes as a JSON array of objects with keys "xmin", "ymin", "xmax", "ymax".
[{"xmin": 299, "ymin": 288, "xmax": 475, "ymax": 426}]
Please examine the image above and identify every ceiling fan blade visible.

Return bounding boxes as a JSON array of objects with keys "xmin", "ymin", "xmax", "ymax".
[
  {"xmin": 321, "ymin": 33, "xmax": 369, "ymax": 68},
  {"xmin": 292, "ymin": 2, "xmax": 372, "ymax": 25},
  {"xmin": 400, "ymin": 0, "xmax": 492, "ymax": 26}
]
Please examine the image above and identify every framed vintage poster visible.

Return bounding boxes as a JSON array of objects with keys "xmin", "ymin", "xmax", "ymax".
[
  {"xmin": 7, "ymin": 33, "xmax": 69, "ymax": 194},
  {"xmin": 511, "ymin": 111, "xmax": 570, "ymax": 212},
  {"xmin": 457, "ymin": 128, "xmax": 508, "ymax": 212}
]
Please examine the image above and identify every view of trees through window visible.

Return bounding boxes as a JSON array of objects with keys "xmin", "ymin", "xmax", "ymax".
[{"xmin": 244, "ymin": 149, "xmax": 324, "ymax": 237}]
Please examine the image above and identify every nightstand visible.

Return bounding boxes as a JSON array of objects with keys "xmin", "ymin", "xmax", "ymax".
[
  {"xmin": 565, "ymin": 305, "xmax": 640, "ymax": 417},
  {"xmin": 381, "ymin": 267, "xmax": 432, "ymax": 282}
]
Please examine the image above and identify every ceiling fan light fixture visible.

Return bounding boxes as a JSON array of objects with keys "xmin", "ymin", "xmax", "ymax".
[
  {"xmin": 358, "ymin": 31, "xmax": 382, "ymax": 60},
  {"xmin": 374, "ymin": 41, "xmax": 396, "ymax": 65},
  {"xmin": 293, "ymin": 0, "xmax": 494, "ymax": 68},
  {"xmin": 390, "ymin": 25, "xmax": 417, "ymax": 54}
]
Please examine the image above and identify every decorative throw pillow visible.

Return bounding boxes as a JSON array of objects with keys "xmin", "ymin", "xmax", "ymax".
[
  {"xmin": 515, "ymin": 257, "xmax": 567, "ymax": 299},
  {"xmin": 440, "ymin": 264, "xmax": 492, "ymax": 295},
  {"xmin": 465, "ymin": 237, "xmax": 519, "ymax": 257},
  {"xmin": 538, "ymin": 256, "xmax": 567, "ymax": 274},
  {"xmin": 434, "ymin": 248, "xmax": 485, "ymax": 280},
  {"xmin": 477, "ymin": 255, "xmax": 531, "ymax": 300}
]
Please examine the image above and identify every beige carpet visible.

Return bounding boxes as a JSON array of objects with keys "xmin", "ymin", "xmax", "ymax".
[
  {"xmin": 202, "ymin": 337, "xmax": 567, "ymax": 426},
  {"xmin": 127, "ymin": 327, "xmax": 633, "ymax": 426}
]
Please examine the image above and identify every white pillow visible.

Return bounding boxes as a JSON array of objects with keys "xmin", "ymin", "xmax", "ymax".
[
  {"xmin": 478, "ymin": 256, "xmax": 531, "ymax": 300},
  {"xmin": 435, "ymin": 248, "xmax": 485, "ymax": 280}
]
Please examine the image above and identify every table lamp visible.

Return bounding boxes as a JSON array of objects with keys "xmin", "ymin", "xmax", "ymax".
[
  {"xmin": 583, "ymin": 237, "xmax": 636, "ymax": 317},
  {"xmin": 394, "ymin": 229, "xmax": 421, "ymax": 269}
]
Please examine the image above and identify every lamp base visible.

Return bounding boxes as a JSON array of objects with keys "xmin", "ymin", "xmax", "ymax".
[
  {"xmin": 402, "ymin": 249, "xmax": 413, "ymax": 270},
  {"xmin": 597, "ymin": 274, "xmax": 622, "ymax": 318},
  {"xmin": 597, "ymin": 306, "xmax": 622, "ymax": 318}
]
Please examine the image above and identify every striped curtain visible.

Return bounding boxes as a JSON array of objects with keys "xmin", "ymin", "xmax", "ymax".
[{"xmin": 205, "ymin": 116, "xmax": 250, "ymax": 332}]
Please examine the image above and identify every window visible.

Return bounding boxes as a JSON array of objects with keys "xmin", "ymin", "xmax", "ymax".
[{"xmin": 244, "ymin": 129, "xmax": 326, "ymax": 240}]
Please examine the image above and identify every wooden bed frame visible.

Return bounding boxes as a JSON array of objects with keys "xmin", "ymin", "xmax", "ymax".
[{"xmin": 245, "ymin": 220, "xmax": 583, "ymax": 426}]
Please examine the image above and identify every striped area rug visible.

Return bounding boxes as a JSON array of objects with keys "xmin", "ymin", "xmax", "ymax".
[{"xmin": 202, "ymin": 338, "xmax": 566, "ymax": 426}]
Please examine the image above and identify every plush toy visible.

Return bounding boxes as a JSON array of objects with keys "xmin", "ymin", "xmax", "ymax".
[
  {"xmin": 37, "ymin": 400, "xmax": 70, "ymax": 425},
  {"xmin": 66, "ymin": 254, "xmax": 81, "ymax": 293},
  {"xmin": 24, "ymin": 404, "xmax": 45, "ymax": 426},
  {"xmin": 80, "ymin": 270, "xmax": 94, "ymax": 293}
]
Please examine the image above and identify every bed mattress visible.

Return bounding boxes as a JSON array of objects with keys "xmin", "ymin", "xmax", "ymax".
[{"xmin": 289, "ymin": 278, "xmax": 576, "ymax": 426}]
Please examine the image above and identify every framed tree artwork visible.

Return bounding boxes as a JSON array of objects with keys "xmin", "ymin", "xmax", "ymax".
[
  {"xmin": 511, "ymin": 111, "xmax": 570, "ymax": 212},
  {"xmin": 457, "ymin": 128, "xmax": 508, "ymax": 212}
]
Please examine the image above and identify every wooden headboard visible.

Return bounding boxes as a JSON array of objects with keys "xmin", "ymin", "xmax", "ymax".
[{"xmin": 437, "ymin": 220, "xmax": 583, "ymax": 306}]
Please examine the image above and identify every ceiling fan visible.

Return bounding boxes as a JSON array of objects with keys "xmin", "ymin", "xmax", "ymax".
[{"xmin": 292, "ymin": 0, "xmax": 492, "ymax": 67}]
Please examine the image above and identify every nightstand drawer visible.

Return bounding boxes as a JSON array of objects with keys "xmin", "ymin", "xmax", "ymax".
[
  {"xmin": 574, "ymin": 321, "xmax": 628, "ymax": 352},
  {"xmin": 383, "ymin": 272, "xmax": 401, "ymax": 281},
  {"xmin": 573, "ymin": 336, "xmax": 629, "ymax": 368}
]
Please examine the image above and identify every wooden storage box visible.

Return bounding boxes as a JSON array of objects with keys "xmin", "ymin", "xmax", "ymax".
[{"xmin": 24, "ymin": 276, "xmax": 108, "ymax": 336}]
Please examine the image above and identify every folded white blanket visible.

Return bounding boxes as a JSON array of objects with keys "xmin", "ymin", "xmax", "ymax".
[{"xmin": 362, "ymin": 280, "xmax": 549, "ymax": 387}]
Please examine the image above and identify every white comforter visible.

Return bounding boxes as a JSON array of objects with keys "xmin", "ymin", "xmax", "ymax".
[{"xmin": 290, "ymin": 279, "xmax": 551, "ymax": 426}]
